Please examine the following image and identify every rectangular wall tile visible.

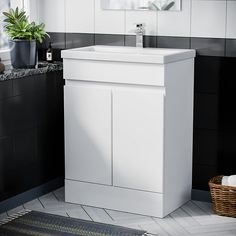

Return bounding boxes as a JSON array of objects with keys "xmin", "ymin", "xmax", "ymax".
[
  {"xmin": 226, "ymin": 1, "xmax": 236, "ymax": 39},
  {"xmin": 65, "ymin": 0, "xmax": 94, "ymax": 33},
  {"xmin": 0, "ymin": 136, "xmax": 14, "ymax": 200},
  {"xmin": 157, "ymin": 36, "xmax": 190, "ymax": 49},
  {"xmin": 191, "ymin": 38, "xmax": 225, "ymax": 57},
  {"xmin": 191, "ymin": 0, "xmax": 227, "ymax": 38},
  {"xmin": 38, "ymin": 32, "xmax": 66, "ymax": 61},
  {"xmin": 194, "ymin": 93, "xmax": 219, "ymax": 130},
  {"xmin": 14, "ymin": 129, "xmax": 37, "ymax": 167},
  {"xmin": 38, "ymin": 0, "xmax": 65, "ymax": 32},
  {"xmin": 194, "ymin": 56, "xmax": 222, "ymax": 94},
  {"xmin": 193, "ymin": 129, "xmax": 219, "ymax": 166},
  {"xmin": 192, "ymin": 164, "xmax": 218, "ymax": 191},
  {"xmin": 43, "ymin": 33, "xmax": 66, "ymax": 49},
  {"xmin": 0, "ymin": 80, "xmax": 13, "ymax": 101},
  {"xmin": 157, "ymin": 0, "xmax": 191, "ymax": 37},
  {"xmin": 95, "ymin": 0, "xmax": 125, "ymax": 34},
  {"xmin": 66, "ymin": 33, "xmax": 94, "ymax": 49},
  {"xmin": 95, "ymin": 34, "xmax": 124, "ymax": 46},
  {"xmin": 10, "ymin": 0, "xmax": 23, "ymax": 9},
  {"xmin": 125, "ymin": 11, "xmax": 157, "ymax": 36},
  {"xmin": 226, "ymin": 39, "xmax": 236, "ymax": 57}
]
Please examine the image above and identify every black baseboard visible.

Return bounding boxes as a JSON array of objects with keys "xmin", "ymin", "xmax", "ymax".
[
  {"xmin": 192, "ymin": 189, "xmax": 211, "ymax": 202},
  {"xmin": 0, "ymin": 177, "xmax": 64, "ymax": 214}
]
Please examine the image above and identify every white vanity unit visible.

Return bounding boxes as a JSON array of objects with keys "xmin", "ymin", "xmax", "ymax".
[{"xmin": 62, "ymin": 46, "xmax": 196, "ymax": 218}]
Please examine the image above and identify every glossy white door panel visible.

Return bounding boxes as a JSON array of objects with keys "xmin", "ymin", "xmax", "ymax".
[
  {"xmin": 113, "ymin": 88, "xmax": 164, "ymax": 193},
  {"xmin": 64, "ymin": 85, "xmax": 112, "ymax": 185}
]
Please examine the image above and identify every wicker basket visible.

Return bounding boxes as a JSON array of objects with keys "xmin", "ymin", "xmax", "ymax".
[{"xmin": 209, "ymin": 176, "xmax": 236, "ymax": 218}]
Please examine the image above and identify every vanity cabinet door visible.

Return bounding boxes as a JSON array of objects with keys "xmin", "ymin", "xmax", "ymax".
[
  {"xmin": 113, "ymin": 88, "xmax": 164, "ymax": 193},
  {"xmin": 64, "ymin": 85, "xmax": 112, "ymax": 185}
]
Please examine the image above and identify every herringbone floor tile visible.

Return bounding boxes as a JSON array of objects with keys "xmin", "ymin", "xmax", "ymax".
[{"xmin": 1, "ymin": 187, "xmax": 235, "ymax": 236}]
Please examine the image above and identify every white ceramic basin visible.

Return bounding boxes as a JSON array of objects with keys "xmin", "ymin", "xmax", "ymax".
[{"xmin": 62, "ymin": 45, "xmax": 196, "ymax": 64}]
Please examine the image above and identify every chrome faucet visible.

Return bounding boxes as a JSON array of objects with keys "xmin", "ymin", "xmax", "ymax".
[{"xmin": 135, "ymin": 24, "xmax": 145, "ymax": 48}]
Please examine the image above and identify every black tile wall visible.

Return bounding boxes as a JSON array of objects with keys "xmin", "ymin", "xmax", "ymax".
[
  {"xmin": 194, "ymin": 93, "xmax": 219, "ymax": 130},
  {"xmin": 13, "ymin": 76, "xmax": 34, "ymax": 96},
  {"xmin": 95, "ymin": 34, "xmax": 125, "ymax": 46},
  {"xmin": 193, "ymin": 129, "xmax": 219, "ymax": 166},
  {"xmin": 191, "ymin": 38, "xmax": 225, "ymax": 57},
  {"xmin": 14, "ymin": 128, "xmax": 37, "ymax": 167},
  {"xmin": 194, "ymin": 56, "xmax": 222, "ymax": 94},
  {"xmin": 0, "ymin": 80, "xmax": 12, "ymax": 101},
  {"xmin": 0, "ymin": 71, "xmax": 64, "ymax": 202},
  {"xmin": 193, "ymin": 165, "xmax": 218, "ymax": 191},
  {"xmin": 66, "ymin": 33, "xmax": 94, "ymax": 49},
  {"xmin": 157, "ymin": 36, "xmax": 190, "ymax": 49},
  {"xmin": 38, "ymin": 32, "xmax": 66, "ymax": 61},
  {"xmin": 40, "ymin": 32, "xmax": 66, "ymax": 49},
  {"xmin": 0, "ymin": 136, "xmax": 14, "ymax": 200},
  {"xmin": 226, "ymin": 39, "xmax": 236, "ymax": 58}
]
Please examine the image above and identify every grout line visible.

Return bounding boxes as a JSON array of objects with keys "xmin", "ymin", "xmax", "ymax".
[
  {"xmin": 151, "ymin": 217, "xmax": 171, "ymax": 236},
  {"xmin": 191, "ymin": 200, "xmax": 211, "ymax": 216},
  {"xmin": 111, "ymin": 91, "xmax": 114, "ymax": 186},
  {"xmin": 169, "ymin": 213, "xmax": 191, "ymax": 234},
  {"xmin": 179, "ymin": 206, "xmax": 201, "ymax": 226},
  {"xmin": 52, "ymin": 191, "xmax": 60, "ymax": 202},
  {"xmin": 93, "ymin": 0, "xmax": 95, "ymax": 38},
  {"xmin": 104, "ymin": 208, "xmax": 114, "ymax": 221},
  {"xmin": 64, "ymin": 0, "xmax": 66, "ymax": 36},
  {"xmin": 38, "ymin": 198, "xmax": 45, "ymax": 209},
  {"xmin": 224, "ymin": 0, "xmax": 228, "ymax": 57},
  {"xmin": 81, "ymin": 205, "xmax": 94, "ymax": 222},
  {"xmin": 190, "ymin": 0, "xmax": 193, "ymax": 41}
]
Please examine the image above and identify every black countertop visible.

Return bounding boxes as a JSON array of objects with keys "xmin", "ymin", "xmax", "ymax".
[{"xmin": 0, "ymin": 62, "xmax": 63, "ymax": 81}]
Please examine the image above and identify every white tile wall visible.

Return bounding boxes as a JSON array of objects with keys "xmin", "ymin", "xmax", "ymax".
[
  {"xmin": 125, "ymin": 10, "xmax": 157, "ymax": 35},
  {"xmin": 10, "ymin": 0, "xmax": 24, "ymax": 9},
  {"xmin": 35, "ymin": 0, "xmax": 236, "ymax": 39},
  {"xmin": 226, "ymin": 1, "xmax": 236, "ymax": 39},
  {"xmin": 157, "ymin": 0, "xmax": 191, "ymax": 37},
  {"xmin": 94, "ymin": 0, "xmax": 125, "ymax": 34},
  {"xmin": 38, "ymin": 0, "xmax": 65, "ymax": 32},
  {"xmin": 27, "ymin": 0, "xmax": 38, "ymax": 23},
  {"xmin": 191, "ymin": 0, "xmax": 227, "ymax": 38},
  {"xmin": 65, "ymin": 0, "xmax": 95, "ymax": 33}
]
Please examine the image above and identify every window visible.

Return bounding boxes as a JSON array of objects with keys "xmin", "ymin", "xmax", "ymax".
[{"xmin": 0, "ymin": 0, "xmax": 10, "ymax": 50}]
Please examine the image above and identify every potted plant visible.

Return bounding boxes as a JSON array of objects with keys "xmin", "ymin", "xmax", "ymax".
[{"xmin": 3, "ymin": 7, "xmax": 49, "ymax": 69}]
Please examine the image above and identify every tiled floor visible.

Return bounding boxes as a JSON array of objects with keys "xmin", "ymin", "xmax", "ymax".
[{"xmin": 1, "ymin": 187, "xmax": 236, "ymax": 236}]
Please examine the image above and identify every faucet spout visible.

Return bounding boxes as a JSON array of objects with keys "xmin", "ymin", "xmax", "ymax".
[{"xmin": 135, "ymin": 23, "xmax": 145, "ymax": 48}]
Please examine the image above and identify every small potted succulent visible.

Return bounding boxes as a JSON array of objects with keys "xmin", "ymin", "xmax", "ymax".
[{"xmin": 3, "ymin": 7, "xmax": 49, "ymax": 69}]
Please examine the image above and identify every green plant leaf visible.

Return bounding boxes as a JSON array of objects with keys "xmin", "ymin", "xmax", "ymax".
[{"xmin": 3, "ymin": 7, "xmax": 49, "ymax": 43}]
